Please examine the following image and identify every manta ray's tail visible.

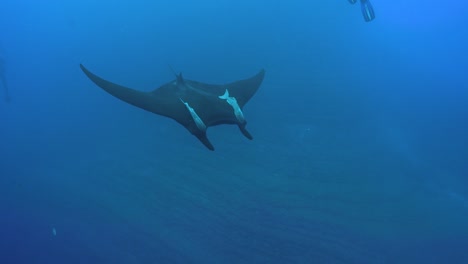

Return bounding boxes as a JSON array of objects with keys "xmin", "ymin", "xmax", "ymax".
[{"xmin": 167, "ymin": 64, "xmax": 185, "ymax": 85}]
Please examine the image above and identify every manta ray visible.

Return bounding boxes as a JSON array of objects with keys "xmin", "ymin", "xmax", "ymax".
[{"xmin": 80, "ymin": 64, "xmax": 265, "ymax": 150}]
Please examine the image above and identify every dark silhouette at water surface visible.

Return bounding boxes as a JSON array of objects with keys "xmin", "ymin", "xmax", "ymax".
[{"xmin": 0, "ymin": 57, "xmax": 9, "ymax": 102}]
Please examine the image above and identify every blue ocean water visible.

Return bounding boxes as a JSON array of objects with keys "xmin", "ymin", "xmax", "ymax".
[{"xmin": 1, "ymin": 0, "xmax": 467, "ymax": 263}]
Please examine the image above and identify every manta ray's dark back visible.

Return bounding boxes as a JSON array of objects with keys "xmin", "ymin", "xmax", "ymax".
[{"xmin": 80, "ymin": 64, "xmax": 265, "ymax": 150}]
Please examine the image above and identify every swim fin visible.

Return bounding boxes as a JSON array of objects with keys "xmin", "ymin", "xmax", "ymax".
[
  {"xmin": 348, "ymin": 0, "xmax": 357, "ymax": 4},
  {"xmin": 360, "ymin": 0, "xmax": 375, "ymax": 22}
]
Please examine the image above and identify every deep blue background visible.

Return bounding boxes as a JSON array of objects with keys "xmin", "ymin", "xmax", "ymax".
[{"xmin": 1, "ymin": 0, "xmax": 468, "ymax": 263}]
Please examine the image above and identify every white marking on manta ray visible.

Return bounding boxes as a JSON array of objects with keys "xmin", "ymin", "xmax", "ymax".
[
  {"xmin": 186, "ymin": 83, "xmax": 213, "ymax": 97},
  {"xmin": 218, "ymin": 89, "xmax": 245, "ymax": 123},
  {"xmin": 173, "ymin": 80, "xmax": 214, "ymax": 97},
  {"xmin": 180, "ymin": 98, "xmax": 207, "ymax": 131}
]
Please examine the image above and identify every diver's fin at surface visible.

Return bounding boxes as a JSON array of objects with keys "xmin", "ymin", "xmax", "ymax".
[{"xmin": 360, "ymin": 0, "xmax": 376, "ymax": 22}]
